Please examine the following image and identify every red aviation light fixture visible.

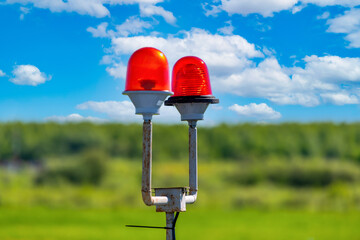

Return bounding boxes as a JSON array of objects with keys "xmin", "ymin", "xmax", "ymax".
[
  {"xmin": 124, "ymin": 52, "xmax": 220, "ymax": 240},
  {"xmin": 165, "ymin": 56, "xmax": 219, "ymax": 121},
  {"xmin": 123, "ymin": 47, "xmax": 173, "ymax": 120}
]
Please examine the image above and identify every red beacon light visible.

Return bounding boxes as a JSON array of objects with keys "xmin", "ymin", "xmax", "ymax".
[
  {"xmin": 123, "ymin": 47, "xmax": 173, "ymax": 120},
  {"xmin": 172, "ymin": 56, "xmax": 212, "ymax": 97},
  {"xmin": 165, "ymin": 56, "xmax": 219, "ymax": 121},
  {"xmin": 125, "ymin": 47, "xmax": 170, "ymax": 92}
]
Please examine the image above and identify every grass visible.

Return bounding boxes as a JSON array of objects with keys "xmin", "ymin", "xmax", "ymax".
[
  {"xmin": 2, "ymin": 159, "xmax": 360, "ymax": 210},
  {"xmin": 0, "ymin": 207, "xmax": 359, "ymax": 240},
  {"xmin": 1, "ymin": 159, "xmax": 360, "ymax": 239}
]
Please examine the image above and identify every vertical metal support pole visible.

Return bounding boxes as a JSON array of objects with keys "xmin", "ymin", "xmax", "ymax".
[
  {"xmin": 142, "ymin": 120, "xmax": 168, "ymax": 206},
  {"xmin": 166, "ymin": 212, "xmax": 175, "ymax": 240},
  {"xmin": 186, "ymin": 120, "xmax": 198, "ymax": 204},
  {"xmin": 142, "ymin": 120, "xmax": 152, "ymax": 205}
]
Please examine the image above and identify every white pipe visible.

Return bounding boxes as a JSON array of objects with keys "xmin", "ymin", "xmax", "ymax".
[
  {"xmin": 142, "ymin": 120, "xmax": 168, "ymax": 206},
  {"xmin": 185, "ymin": 120, "xmax": 198, "ymax": 204}
]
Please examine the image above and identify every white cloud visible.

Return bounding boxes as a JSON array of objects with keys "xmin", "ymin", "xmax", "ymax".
[
  {"xmin": 327, "ymin": 9, "xmax": 360, "ymax": 33},
  {"xmin": 8, "ymin": 0, "xmax": 358, "ymax": 20},
  {"xmin": 87, "ymin": 22, "xmax": 110, "ymax": 38},
  {"xmin": 77, "ymin": 100, "xmax": 137, "ymax": 120},
  {"xmin": 301, "ymin": 0, "xmax": 360, "ymax": 7},
  {"xmin": 317, "ymin": 11, "xmax": 330, "ymax": 20},
  {"xmin": 346, "ymin": 31, "xmax": 360, "ymax": 48},
  {"xmin": 0, "ymin": 70, "xmax": 5, "ymax": 77},
  {"xmin": 298, "ymin": 55, "xmax": 360, "ymax": 82},
  {"xmin": 46, "ymin": 113, "xmax": 105, "ymax": 123},
  {"xmin": 327, "ymin": 8, "xmax": 360, "ymax": 48},
  {"xmin": 216, "ymin": 58, "xmax": 320, "ymax": 106},
  {"xmin": 109, "ymin": 28, "xmax": 263, "ymax": 80},
  {"xmin": 76, "ymin": 100, "xmax": 179, "ymax": 123},
  {"xmin": 10, "ymin": 65, "xmax": 51, "ymax": 86},
  {"xmin": 6, "ymin": 0, "xmax": 110, "ymax": 18},
  {"xmin": 202, "ymin": 3, "xmax": 222, "ymax": 17},
  {"xmin": 210, "ymin": 0, "xmax": 360, "ymax": 17},
  {"xmin": 218, "ymin": 58, "xmax": 290, "ymax": 97},
  {"xmin": 139, "ymin": 3, "xmax": 176, "ymax": 24},
  {"xmin": 115, "ymin": 16, "xmax": 153, "ymax": 36},
  {"xmin": 229, "ymin": 103, "xmax": 281, "ymax": 120},
  {"xmin": 157, "ymin": 105, "xmax": 181, "ymax": 123},
  {"xmin": 87, "ymin": 17, "xmax": 153, "ymax": 39},
  {"xmin": 320, "ymin": 92, "xmax": 359, "ymax": 105},
  {"xmin": 19, "ymin": 6, "xmax": 30, "ymax": 20},
  {"xmin": 104, "ymin": 0, "xmax": 162, "ymax": 4},
  {"xmin": 262, "ymin": 46, "xmax": 276, "ymax": 56},
  {"xmin": 217, "ymin": 21, "xmax": 234, "ymax": 35},
  {"xmin": 291, "ymin": 3, "xmax": 306, "ymax": 14},
  {"xmin": 5, "ymin": 0, "xmax": 174, "ymax": 21},
  {"xmin": 93, "ymin": 23, "xmax": 360, "ymax": 108},
  {"xmin": 219, "ymin": 0, "xmax": 298, "ymax": 17},
  {"xmin": 217, "ymin": 55, "xmax": 360, "ymax": 106},
  {"xmin": 106, "ymin": 62, "xmax": 127, "ymax": 79}
]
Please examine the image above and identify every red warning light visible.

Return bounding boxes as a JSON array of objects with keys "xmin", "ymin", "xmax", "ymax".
[
  {"xmin": 125, "ymin": 47, "xmax": 170, "ymax": 91},
  {"xmin": 172, "ymin": 56, "xmax": 212, "ymax": 97}
]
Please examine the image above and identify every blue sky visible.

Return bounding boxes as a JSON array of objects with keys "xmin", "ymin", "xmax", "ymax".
[{"xmin": 0, "ymin": 0, "xmax": 360, "ymax": 124}]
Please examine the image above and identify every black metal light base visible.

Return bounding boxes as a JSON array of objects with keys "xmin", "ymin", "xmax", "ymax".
[{"xmin": 165, "ymin": 95, "xmax": 219, "ymax": 106}]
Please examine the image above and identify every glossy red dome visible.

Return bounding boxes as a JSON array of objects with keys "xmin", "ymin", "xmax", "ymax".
[
  {"xmin": 171, "ymin": 56, "xmax": 212, "ymax": 97},
  {"xmin": 125, "ymin": 47, "xmax": 170, "ymax": 91}
]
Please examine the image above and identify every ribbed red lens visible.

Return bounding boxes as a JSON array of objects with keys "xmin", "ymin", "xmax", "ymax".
[
  {"xmin": 172, "ymin": 56, "xmax": 212, "ymax": 97},
  {"xmin": 125, "ymin": 47, "xmax": 170, "ymax": 91}
]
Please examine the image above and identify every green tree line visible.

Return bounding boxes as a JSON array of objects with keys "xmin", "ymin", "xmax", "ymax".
[{"xmin": 0, "ymin": 122, "xmax": 360, "ymax": 162}]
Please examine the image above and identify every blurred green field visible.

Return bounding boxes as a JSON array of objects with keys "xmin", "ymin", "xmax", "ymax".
[
  {"xmin": 1, "ymin": 123, "xmax": 360, "ymax": 239},
  {"xmin": 1, "ymin": 159, "xmax": 360, "ymax": 239},
  {"xmin": 2, "ymin": 159, "xmax": 360, "ymax": 210},
  {"xmin": 3, "ymin": 122, "xmax": 360, "ymax": 162},
  {"xmin": 0, "ymin": 208, "xmax": 359, "ymax": 240}
]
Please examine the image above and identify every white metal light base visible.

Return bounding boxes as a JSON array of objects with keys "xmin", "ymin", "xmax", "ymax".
[
  {"xmin": 123, "ymin": 90, "xmax": 173, "ymax": 120},
  {"xmin": 174, "ymin": 102, "xmax": 210, "ymax": 121}
]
